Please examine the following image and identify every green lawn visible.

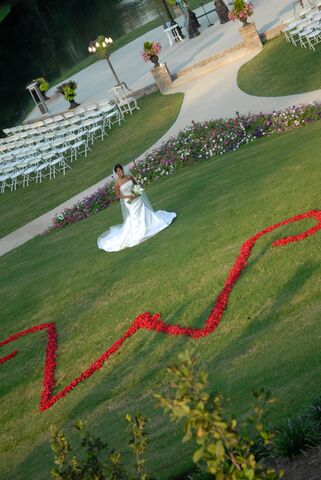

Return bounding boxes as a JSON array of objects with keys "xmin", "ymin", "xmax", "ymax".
[
  {"xmin": 1, "ymin": 121, "xmax": 321, "ymax": 479},
  {"xmin": 0, "ymin": 92, "xmax": 183, "ymax": 239},
  {"xmin": 237, "ymin": 35, "xmax": 321, "ymax": 96}
]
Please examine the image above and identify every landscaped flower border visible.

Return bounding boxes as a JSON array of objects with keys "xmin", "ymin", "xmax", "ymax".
[
  {"xmin": 2, "ymin": 210, "xmax": 321, "ymax": 412},
  {"xmin": 50, "ymin": 102, "xmax": 321, "ymax": 230}
]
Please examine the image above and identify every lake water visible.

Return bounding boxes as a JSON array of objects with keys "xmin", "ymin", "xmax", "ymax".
[{"xmin": 0, "ymin": 0, "xmax": 170, "ymax": 130}]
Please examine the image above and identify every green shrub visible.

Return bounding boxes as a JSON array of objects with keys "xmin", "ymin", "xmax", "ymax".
[
  {"xmin": 56, "ymin": 80, "xmax": 78, "ymax": 102},
  {"xmin": 33, "ymin": 76, "xmax": 49, "ymax": 92},
  {"xmin": 307, "ymin": 395, "xmax": 321, "ymax": 427},
  {"xmin": 274, "ymin": 416, "xmax": 321, "ymax": 459},
  {"xmin": 155, "ymin": 351, "xmax": 283, "ymax": 480},
  {"xmin": 50, "ymin": 415, "xmax": 150, "ymax": 480}
]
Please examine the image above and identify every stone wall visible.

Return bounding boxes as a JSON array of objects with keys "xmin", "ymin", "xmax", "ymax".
[
  {"xmin": 239, "ymin": 22, "xmax": 263, "ymax": 50},
  {"xmin": 176, "ymin": 43, "xmax": 246, "ymax": 79},
  {"xmin": 131, "ymin": 84, "xmax": 158, "ymax": 99},
  {"xmin": 263, "ymin": 24, "xmax": 285, "ymax": 41}
]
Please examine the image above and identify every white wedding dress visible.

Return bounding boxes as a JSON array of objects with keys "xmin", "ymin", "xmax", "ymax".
[{"xmin": 97, "ymin": 179, "xmax": 176, "ymax": 252}]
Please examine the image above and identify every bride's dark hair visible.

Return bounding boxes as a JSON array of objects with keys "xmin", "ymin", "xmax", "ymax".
[{"xmin": 114, "ymin": 164, "xmax": 124, "ymax": 172}]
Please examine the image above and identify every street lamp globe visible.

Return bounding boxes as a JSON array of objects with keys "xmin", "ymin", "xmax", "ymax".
[{"xmin": 88, "ymin": 34, "xmax": 122, "ymax": 86}]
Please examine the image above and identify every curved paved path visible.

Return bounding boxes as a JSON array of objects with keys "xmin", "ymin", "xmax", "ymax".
[{"xmin": 1, "ymin": 2, "xmax": 321, "ymax": 256}]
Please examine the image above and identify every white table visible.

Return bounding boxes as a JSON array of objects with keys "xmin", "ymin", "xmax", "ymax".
[{"xmin": 164, "ymin": 24, "xmax": 184, "ymax": 47}]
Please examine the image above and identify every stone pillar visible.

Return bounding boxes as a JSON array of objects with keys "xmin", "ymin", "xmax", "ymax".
[
  {"xmin": 150, "ymin": 63, "xmax": 173, "ymax": 93},
  {"xmin": 239, "ymin": 22, "xmax": 263, "ymax": 49}
]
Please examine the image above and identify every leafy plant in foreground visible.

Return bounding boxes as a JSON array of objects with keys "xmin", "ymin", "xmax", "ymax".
[
  {"xmin": 155, "ymin": 350, "xmax": 283, "ymax": 479},
  {"xmin": 50, "ymin": 420, "xmax": 128, "ymax": 479}
]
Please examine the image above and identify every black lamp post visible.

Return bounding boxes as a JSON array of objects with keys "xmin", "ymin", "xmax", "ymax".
[{"xmin": 88, "ymin": 36, "xmax": 122, "ymax": 86}]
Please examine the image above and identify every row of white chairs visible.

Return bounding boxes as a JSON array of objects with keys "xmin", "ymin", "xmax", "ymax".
[
  {"xmin": 2, "ymin": 85, "xmax": 139, "ymax": 139},
  {"xmin": 0, "ymin": 154, "xmax": 71, "ymax": 193},
  {"xmin": 0, "ymin": 103, "xmax": 124, "ymax": 193},
  {"xmin": 0, "ymin": 102, "xmax": 123, "ymax": 160},
  {"xmin": 0, "ymin": 86, "xmax": 140, "ymax": 193},
  {"xmin": 283, "ymin": 8, "xmax": 321, "ymax": 50},
  {"xmin": 282, "ymin": 0, "xmax": 321, "ymax": 25},
  {"xmin": 0, "ymin": 101, "xmax": 122, "ymax": 148}
]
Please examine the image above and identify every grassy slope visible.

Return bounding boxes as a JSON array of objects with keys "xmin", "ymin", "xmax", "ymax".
[
  {"xmin": 238, "ymin": 35, "xmax": 321, "ymax": 97},
  {"xmin": 0, "ymin": 92, "xmax": 184, "ymax": 239},
  {"xmin": 1, "ymin": 121, "xmax": 321, "ymax": 479}
]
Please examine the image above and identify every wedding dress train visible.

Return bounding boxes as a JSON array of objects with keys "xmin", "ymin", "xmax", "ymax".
[{"xmin": 97, "ymin": 179, "xmax": 176, "ymax": 252}]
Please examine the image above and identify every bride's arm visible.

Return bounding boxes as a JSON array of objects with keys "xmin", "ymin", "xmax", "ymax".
[{"xmin": 114, "ymin": 183, "xmax": 134, "ymax": 200}]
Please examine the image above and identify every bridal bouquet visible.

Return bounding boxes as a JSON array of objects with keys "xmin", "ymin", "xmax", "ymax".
[{"xmin": 127, "ymin": 184, "xmax": 144, "ymax": 203}]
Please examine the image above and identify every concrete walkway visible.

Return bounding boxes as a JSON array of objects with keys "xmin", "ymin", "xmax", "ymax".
[
  {"xmin": 27, "ymin": 0, "xmax": 295, "ymax": 120},
  {"xmin": 1, "ymin": 0, "xmax": 321, "ymax": 257}
]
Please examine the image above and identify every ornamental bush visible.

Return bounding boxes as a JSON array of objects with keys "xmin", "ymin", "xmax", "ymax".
[
  {"xmin": 49, "ymin": 352, "xmax": 284, "ymax": 479},
  {"xmin": 50, "ymin": 415, "xmax": 150, "ymax": 480},
  {"xmin": 50, "ymin": 102, "xmax": 321, "ymax": 231},
  {"xmin": 33, "ymin": 76, "xmax": 50, "ymax": 93},
  {"xmin": 274, "ymin": 416, "xmax": 321, "ymax": 458},
  {"xmin": 155, "ymin": 351, "xmax": 283, "ymax": 480},
  {"xmin": 56, "ymin": 80, "xmax": 78, "ymax": 102}
]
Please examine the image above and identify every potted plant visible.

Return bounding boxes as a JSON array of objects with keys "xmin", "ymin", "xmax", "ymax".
[
  {"xmin": 142, "ymin": 41, "xmax": 162, "ymax": 68},
  {"xmin": 33, "ymin": 76, "xmax": 50, "ymax": 100},
  {"xmin": 228, "ymin": 0, "xmax": 254, "ymax": 26},
  {"xmin": 56, "ymin": 80, "xmax": 80, "ymax": 109}
]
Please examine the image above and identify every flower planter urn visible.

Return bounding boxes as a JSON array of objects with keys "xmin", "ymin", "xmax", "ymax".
[
  {"xmin": 149, "ymin": 55, "xmax": 160, "ymax": 68},
  {"xmin": 240, "ymin": 17, "xmax": 250, "ymax": 26},
  {"xmin": 69, "ymin": 99, "xmax": 80, "ymax": 109},
  {"xmin": 41, "ymin": 92, "xmax": 50, "ymax": 101}
]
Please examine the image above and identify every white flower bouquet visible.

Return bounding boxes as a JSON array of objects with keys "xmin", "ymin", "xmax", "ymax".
[{"xmin": 127, "ymin": 184, "xmax": 144, "ymax": 203}]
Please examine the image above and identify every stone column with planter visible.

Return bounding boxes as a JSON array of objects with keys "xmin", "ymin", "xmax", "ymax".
[
  {"xmin": 239, "ymin": 22, "xmax": 262, "ymax": 49},
  {"xmin": 150, "ymin": 64, "xmax": 173, "ymax": 93}
]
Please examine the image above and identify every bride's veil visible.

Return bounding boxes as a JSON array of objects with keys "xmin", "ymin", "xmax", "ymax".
[
  {"xmin": 111, "ymin": 164, "xmax": 132, "ymax": 182},
  {"xmin": 112, "ymin": 164, "xmax": 132, "ymax": 222},
  {"xmin": 112, "ymin": 163, "xmax": 154, "ymax": 220}
]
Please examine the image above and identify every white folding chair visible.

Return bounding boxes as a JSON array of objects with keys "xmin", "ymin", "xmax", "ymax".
[
  {"xmin": 43, "ymin": 118, "xmax": 55, "ymax": 126},
  {"xmin": 42, "ymin": 152, "xmax": 70, "ymax": 178},
  {"xmin": 305, "ymin": 28, "xmax": 321, "ymax": 50},
  {"xmin": 110, "ymin": 84, "xmax": 139, "ymax": 115},
  {"xmin": 35, "ymin": 159, "xmax": 52, "ymax": 183},
  {"xmin": 81, "ymin": 117, "xmax": 105, "ymax": 144},
  {"xmin": 53, "ymin": 115, "xmax": 65, "ymax": 123},
  {"xmin": 22, "ymin": 158, "xmax": 42, "ymax": 187},
  {"xmin": 0, "ymin": 166, "xmax": 14, "ymax": 193},
  {"xmin": 64, "ymin": 134, "xmax": 89, "ymax": 161},
  {"xmin": 10, "ymin": 162, "xmax": 29, "ymax": 190},
  {"xmin": 99, "ymin": 104, "xmax": 123, "ymax": 129},
  {"xmin": 51, "ymin": 138, "xmax": 71, "ymax": 156},
  {"xmin": 84, "ymin": 104, "xmax": 98, "ymax": 112},
  {"xmin": 63, "ymin": 111, "xmax": 76, "ymax": 119}
]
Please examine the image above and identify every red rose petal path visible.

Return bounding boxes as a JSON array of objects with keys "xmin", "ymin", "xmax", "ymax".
[{"xmin": 1, "ymin": 210, "xmax": 321, "ymax": 412}]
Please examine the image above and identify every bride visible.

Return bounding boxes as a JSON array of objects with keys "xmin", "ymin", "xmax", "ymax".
[{"xmin": 97, "ymin": 164, "xmax": 176, "ymax": 252}]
